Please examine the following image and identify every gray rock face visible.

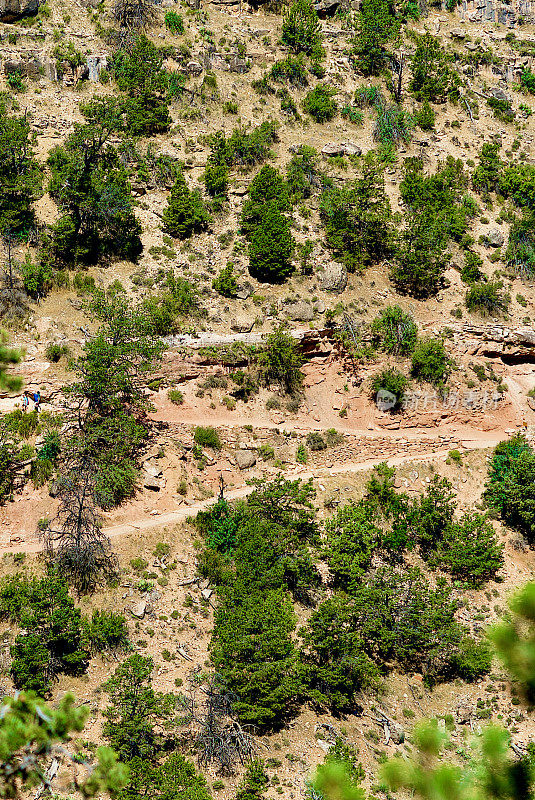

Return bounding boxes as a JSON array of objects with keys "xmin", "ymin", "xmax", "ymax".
[
  {"xmin": 235, "ymin": 450, "xmax": 257, "ymax": 470},
  {"xmin": 0, "ymin": 0, "xmax": 37, "ymax": 22},
  {"xmin": 286, "ymin": 300, "xmax": 314, "ymax": 322},
  {"xmin": 86, "ymin": 55, "xmax": 108, "ymax": 81},
  {"xmin": 487, "ymin": 228, "xmax": 505, "ymax": 247},
  {"xmin": 318, "ymin": 262, "xmax": 348, "ymax": 293}
]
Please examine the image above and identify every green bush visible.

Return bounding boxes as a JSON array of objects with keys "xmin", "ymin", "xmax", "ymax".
[
  {"xmin": 241, "ymin": 165, "xmax": 291, "ymax": 236},
  {"xmin": 270, "ymin": 55, "xmax": 309, "ymax": 87},
  {"xmin": 349, "ymin": 567, "xmax": 488, "ymax": 685},
  {"xmin": 306, "ymin": 431, "xmax": 326, "ymax": 451},
  {"xmin": 162, "ymin": 174, "xmax": 211, "ymax": 239},
  {"xmin": 320, "ymin": 159, "xmax": 393, "ymax": 272},
  {"xmin": 168, "ymin": 389, "xmax": 184, "ymax": 405},
  {"xmin": 323, "ymin": 503, "xmax": 381, "ymax": 590},
  {"xmin": 484, "ymin": 435, "xmax": 535, "ymax": 543},
  {"xmin": 296, "ymin": 443, "xmax": 308, "ymax": 464},
  {"xmin": 410, "ymin": 475, "xmax": 456, "ymax": 553},
  {"xmin": 473, "ymin": 142, "xmax": 502, "ymax": 196},
  {"xmin": 86, "ymin": 609, "xmax": 129, "ymax": 653},
  {"xmin": 370, "ymin": 305, "xmax": 418, "ymax": 355},
  {"xmin": 194, "ymin": 426, "xmax": 222, "ymax": 450},
  {"xmin": 45, "ymin": 342, "xmax": 69, "ymax": 362},
  {"xmin": 410, "ymin": 33, "xmax": 458, "ymax": 101},
  {"xmin": 415, "ymin": 99, "xmax": 435, "ymax": 129},
  {"xmin": 46, "ymin": 101, "xmax": 142, "ymax": 267},
  {"xmin": 248, "ymin": 202, "xmax": 294, "ymax": 282},
  {"xmin": 431, "ymin": 512, "xmax": 503, "ymax": 587},
  {"xmin": 259, "ymin": 326, "xmax": 303, "ymax": 396},
  {"xmin": 390, "ymin": 211, "xmax": 449, "ymax": 298},
  {"xmin": 410, "ymin": 337, "xmax": 453, "ymax": 386},
  {"xmin": 0, "ymin": 98, "xmax": 42, "ymax": 234},
  {"xmin": 164, "ymin": 11, "xmax": 184, "ymax": 33},
  {"xmin": 461, "ymin": 250, "xmax": 484, "ymax": 283},
  {"xmin": 207, "ymin": 121, "xmax": 278, "ymax": 169},
  {"xmin": 465, "ymin": 281, "xmax": 509, "ymax": 316},
  {"xmin": 281, "ymin": 0, "xmax": 323, "ymax": 57},
  {"xmin": 0, "ymin": 572, "xmax": 89, "ymax": 695},
  {"xmin": 299, "ymin": 593, "xmax": 379, "ymax": 712},
  {"xmin": 354, "ymin": 85, "xmax": 384, "ymax": 107},
  {"xmin": 374, "ymin": 104, "xmax": 413, "ymax": 145},
  {"xmin": 212, "ymin": 582, "xmax": 302, "ymax": 729},
  {"xmin": 487, "ymin": 97, "xmax": 514, "ymax": 123},
  {"xmin": 506, "ymin": 213, "xmax": 535, "ymax": 280},
  {"xmin": 499, "ymin": 163, "xmax": 535, "ymax": 211},
  {"xmin": 0, "ymin": 421, "xmax": 32, "ymax": 503},
  {"xmin": 351, "ymin": 0, "xmax": 400, "ymax": 76},
  {"xmin": 103, "ymin": 654, "xmax": 176, "ymax": 761},
  {"xmin": 203, "ymin": 163, "xmax": 228, "ymax": 199},
  {"xmin": 212, "ymin": 263, "xmax": 238, "ymax": 298},
  {"xmin": 20, "ymin": 254, "xmax": 52, "ymax": 300},
  {"xmin": 286, "ymin": 146, "xmax": 319, "ymax": 200},
  {"xmin": 302, "ymin": 84, "xmax": 337, "ymax": 122},
  {"xmin": 370, "ymin": 367, "xmax": 409, "ymax": 410},
  {"xmin": 399, "ymin": 156, "xmax": 469, "ymax": 243},
  {"xmin": 112, "ymin": 36, "xmax": 170, "ymax": 135},
  {"xmin": 520, "ymin": 67, "xmax": 535, "ymax": 93},
  {"xmin": 52, "ymin": 41, "xmax": 85, "ymax": 78}
]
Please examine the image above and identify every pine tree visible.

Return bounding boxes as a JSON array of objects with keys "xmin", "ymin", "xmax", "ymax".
[
  {"xmin": 162, "ymin": 174, "xmax": 211, "ymax": 239},
  {"xmin": 281, "ymin": 0, "xmax": 323, "ymax": 58},
  {"xmin": 248, "ymin": 201, "xmax": 294, "ymax": 282},
  {"xmin": 352, "ymin": 0, "xmax": 400, "ymax": 76}
]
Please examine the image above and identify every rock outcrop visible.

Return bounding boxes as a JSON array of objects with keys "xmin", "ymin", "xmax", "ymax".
[{"xmin": 0, "ymin": 0, "xmax": 37, "ymax": 22}]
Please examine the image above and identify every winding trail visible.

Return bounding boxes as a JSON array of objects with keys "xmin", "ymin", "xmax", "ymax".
[{"xmin": 0, "ymin": 423, "xmax": 516, "ymax": 556}]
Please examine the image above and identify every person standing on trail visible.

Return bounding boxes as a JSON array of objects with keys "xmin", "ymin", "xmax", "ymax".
[
  {"xmin": 22, "ymin": 393, "xmax": 29, "ymax": 413},
  {"xmin": 33, "ymin": 390, "xmax": 40, "ymax": 413}
]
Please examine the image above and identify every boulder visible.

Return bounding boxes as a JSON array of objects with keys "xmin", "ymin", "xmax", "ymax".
[
  {"xmin": 228, "ymin": 55, "xmax": 250, "ymax": 73},
  {"xmin": 341, "ymin": 141, "xmax": 362, "ymax": 156},
  {"xmin": 318, "ymin": 262, "xmax": 348, "ymax": 293},
  {"xmin": 231, "ymin": 317, "xmax": 254, "ymax": 333},
  {"xmin": 488, "ymin": 87, "xmax": 511, "ymax": 103},
  {"xmin": 235, "ymin": 450, "xmax": 257, "ymax": 470},
  {"xmin": 0, "ymin": 0, "xmax": 37, "ymax": 22},
  {"xmin": 389, "ymin": 721, "xmax": 405, "ymax": 744},
  {"xmin": 487, "ymin": 228, "xmax": 505, "ymax": 247},
  {"xmin": 144, "ymin": 474, "xmax": 165, "ymax": 491},
  {"xmin": 131, "ymin": 601, "xmax": 147, "ymax": 619},
  {"xmin": 286, "ymin": 300, "xmax": 314, "ymax": 322},
  {"xmin": 314, "ymin": 0, "xmax": 340, "ymax": 15},
  {"xmin": 321, "ymin": 142, "xmax": 345, "ymax": 157},
  {"xmin": 235, "ymin": 282, "xmax": 253, "ymax": 300},
  {"xmin": 186, "ymin": 60, "xmax": 203, "ymax": 75},
  {"xmin": 144, "ymin": 461, "xmax": 162, "ymax": 478}
]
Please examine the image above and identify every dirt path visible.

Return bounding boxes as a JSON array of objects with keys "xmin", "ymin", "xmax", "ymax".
[{"xmin": 1, "ymin": 427, "xmax": 515, "ymax": 556}]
